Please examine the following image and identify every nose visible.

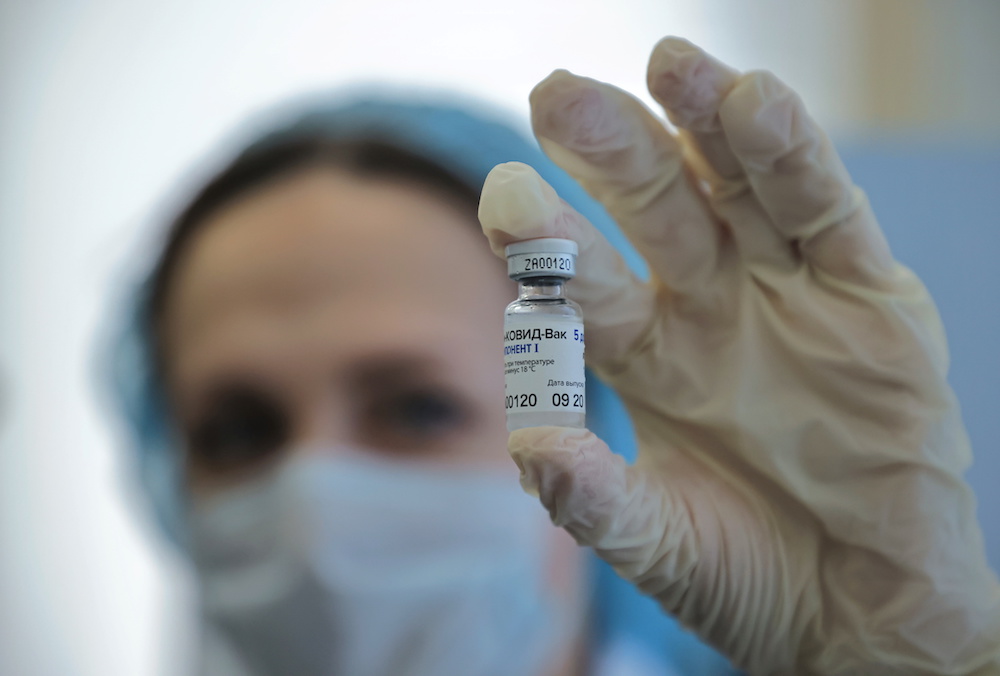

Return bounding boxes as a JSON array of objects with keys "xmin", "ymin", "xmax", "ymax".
[{"xmin": 290, "ymin": 388, "xmax": 356, "ymax": 454}]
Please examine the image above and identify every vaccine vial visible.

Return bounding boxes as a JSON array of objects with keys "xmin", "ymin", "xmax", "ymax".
[{"xmin": 504, "ymin": 238, "xmax": 585, "ymax": 431}]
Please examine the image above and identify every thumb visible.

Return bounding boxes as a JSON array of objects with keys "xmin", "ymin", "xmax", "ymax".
[
  {"xmin": 508, "ymin": 426, "xmax": 698, "ymax": 602},
  {"xmin": 511, "ymin": 427, "xmax": 794, "ymax": 673}
]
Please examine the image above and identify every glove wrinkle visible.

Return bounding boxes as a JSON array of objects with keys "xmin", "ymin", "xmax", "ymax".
[
  {"xmin": 531, "ymin": 70, "xmax": 726, "ymax": 298},
  {"xmin": 482, "ymin": 37, "xmax": 1000, "ymax": 673}
]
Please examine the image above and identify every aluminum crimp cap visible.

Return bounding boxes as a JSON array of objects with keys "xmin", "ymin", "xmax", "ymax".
[{"xmin": 505, "ymin": 238, "xmax": 578, "ymax": 281}]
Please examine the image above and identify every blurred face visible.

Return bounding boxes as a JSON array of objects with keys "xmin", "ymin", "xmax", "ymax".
[
  {"xmin": 161, "ymin": 166, "xmax": 516, "ymax": 495},
  {"xmin": 160, "ymin": 165, "xmax": 588, "ymax": 676}
]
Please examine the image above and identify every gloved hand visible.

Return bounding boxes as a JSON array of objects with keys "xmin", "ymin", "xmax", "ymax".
[{"xmin": 478, "ymin": 37, "xmax": 1000, "ymax": 675}]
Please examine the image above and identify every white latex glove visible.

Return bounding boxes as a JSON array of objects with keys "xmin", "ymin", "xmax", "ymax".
[{"xmin": 478, "ymin": 37, "xmax": 1000, "ymax": 675}]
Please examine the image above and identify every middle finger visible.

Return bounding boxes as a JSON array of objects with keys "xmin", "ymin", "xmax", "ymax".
[
  {"xmin": 530, "ymin": 70, "xmax": 724, "ymax": 296},
  {"xmin": 647, "ymin": 37, "xmax": 796, "ymax": 272}
]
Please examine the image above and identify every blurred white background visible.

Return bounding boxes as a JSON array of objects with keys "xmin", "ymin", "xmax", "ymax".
[{"xmin": 2, "ymin": 1, "xmax": 998, "ymax": 675}]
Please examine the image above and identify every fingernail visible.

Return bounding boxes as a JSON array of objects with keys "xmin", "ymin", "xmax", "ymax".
[
  {"xmin": 531, "ymin": 72, "xmax": 616, "ymax": 151},
  {"xmin": 479, "ymin": 162, "xmax": 565, "ymax": 241},
  {"xmin": 508, "ymin": 447, "xmax": 541, "ymax": 497},
  {"xmin": 649, "ymin": 40, "xmax": 735, "ymax": 131}
]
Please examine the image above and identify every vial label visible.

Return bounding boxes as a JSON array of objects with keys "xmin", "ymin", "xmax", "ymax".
[
  {"xmin": 504, "ymin": 317, "xmax": 585, "ymax": 416},
  {"xmin": 508, "ymin": 252, "xmax": 576, "ymax": 280}
]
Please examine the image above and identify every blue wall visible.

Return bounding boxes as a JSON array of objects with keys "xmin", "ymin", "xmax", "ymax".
[{"xmin": 840, "ymin": 143, "xmax": 1000, "ymax": 572}]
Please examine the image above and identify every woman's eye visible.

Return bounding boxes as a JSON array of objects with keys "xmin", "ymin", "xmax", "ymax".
[
  {"xmin": 367, "ymin": 390, "xmax": 468, "ymax": 442},
  {"xmin": 186, "ymin": 388, "xmax": 289, "ymax": 472}
]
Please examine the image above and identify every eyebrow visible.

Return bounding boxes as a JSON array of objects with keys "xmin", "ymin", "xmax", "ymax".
[
  {"xmin": 347, "ymin": 355, "xmax": 442, "ymax": 392},
  {"xmin": 175, "ymin": 346, "xmax": 457, "ymax": 423},
  {"xmin": 177, "ymin": 375, "xmax": 279, "ymax": 419}
]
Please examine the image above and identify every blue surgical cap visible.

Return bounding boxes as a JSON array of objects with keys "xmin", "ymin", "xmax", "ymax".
[
  {"xmin": 104, "ymin": 90, "xmax": 734, "ymax": 674},
  {"xmin": 108, "ymin": 91, "xmax": 647, "ymax": 545}
]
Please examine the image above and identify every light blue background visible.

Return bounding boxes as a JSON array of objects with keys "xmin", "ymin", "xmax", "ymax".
[{"xmin": 840, "ymin": 143, "xmax": 1000, "ymax": 572}]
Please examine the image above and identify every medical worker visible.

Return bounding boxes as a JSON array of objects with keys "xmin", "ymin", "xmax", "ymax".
[{"xmin": 109, "ymin": 37, "xmax": 1000, "ymax": 675}]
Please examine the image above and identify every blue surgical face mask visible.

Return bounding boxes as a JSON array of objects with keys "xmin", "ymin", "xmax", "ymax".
[{"xmin": 189, "ymin": 451, "xmax": 574, "ymax": 676}]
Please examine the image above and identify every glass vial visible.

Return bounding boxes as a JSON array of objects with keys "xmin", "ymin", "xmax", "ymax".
[{"xmin": 504, "ymin": 238, "xmax": 585, "ymax": 431}]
